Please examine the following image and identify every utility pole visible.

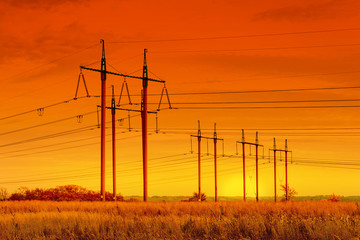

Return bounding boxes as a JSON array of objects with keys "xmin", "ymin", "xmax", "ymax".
[
  {"xmin": 255, "ymin": 132, "xmax": 259, "ymax": 202},
  {"xmin": 236, "ymin": 130, "xmax": 263, "ymax": 201},
  {"xmin": 100, "ymin": 39, "xmax": 106, "ymax": 201},
  {"xmin": 111, "ymin": 85, "xmax": 116, "ymax": 201},
  {"xmin": 285, "ymin": 139, "xmax": 288, "ymax": 201},
  {"xmin": 269, "ymin": 138, "xmax": 291, "ymax": 202},
  {"xmin": 198, "ymin": 121, "xmax": 201, "ymax": 201},
  {"xmin": 142, "ymin": 49, "xmax": 148, "ymax": 202},
  {"xmin": 190, "ymin": 121, "xmax": 223, "ymax": 202},
  {"xmin": 273, "ymin": 138, "xmax": 276, "ymax": 202},
  {"xmin": 81, "ymin": 44, "xmax": 165, "ymax": 202},
  {"xmin": 214, "ymin": 123, "xmax": 218, "ymax": 202},
  {"xmin": 242, "ymin": 130, "xmax": 245, "ymax": 201}
]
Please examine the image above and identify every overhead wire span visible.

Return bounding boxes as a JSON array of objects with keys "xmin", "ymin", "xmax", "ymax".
[
  {"xmin": 144, "ymin": 127, "xmax": 360, "ymax": 131},
  {"xmin": 0, "ymin": 111, "xmax": 97, "ymax": 136},
  {"xmin": 0, "ymin": 155, "xmax": 262, "ymax": 186},
  {"xmin": 151, "ymin": 43, "xmax": 360, "ymax": 54},
  {"xmin": 120, "ymin": 165, "xmax": 275, "ymax": 190},
  {"xmin": 0, "ymin": 125, "xmax": 99, "ymax": 148},
  {"xmin": 200, "ymin": 70, "xmax": 360, "ymax": 84},
  {"xmin": 293, "ymin": 162, "xmax": 360, "ymax": 171},
  {"xmin": 0, "ymin": 128, "xmax": 134, "ymax": 156},
  {"xmin": 107, "ymin": 27, "xmax": 360, "ymax": 44},
  {"xmin": 175, "ymin": 105, "xmax": 360, "ymax": 110},
  {"xmin": 78, "ymin": 84, "xmax": 360, "ymax": 98},
  {"xmin": 0, "ymin": 152, "xmax": 194, "ymax": 181},
  {"xmin": 136, "ymin": 98, "xmax": 360, "ymax": 105},
  {"xmin": 0, "ymin": 155, "xmax": 215, "ymax": 184},
  {"xmin": 0, "ymin": 96, "xmax": 91, "ymax": 121},
  {"xmin": 1, "ymin": 135, "xmax": 143, "ymax": 159},
  {"xmin": 2, "ymin": 43, "xmax": 98, "ymax": 83},
  {"xmin": 0, "ymin": 113, "xmax": 143, "ymax": 148},
  {"xmin": 160, "ymin": 86, "xmax": 360, "ymax": 96}
]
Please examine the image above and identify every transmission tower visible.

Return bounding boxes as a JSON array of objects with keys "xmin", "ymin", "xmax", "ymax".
[
  {"xmin": 236, "ymin": 130, "xmax": 263, "ymax": 201},
  {"xmin": 269, "ymin": 138, "xmax": 292, "ymax": 202},
  {"xmin": 81, "ymin": 41, "xmax": 165, "ymax": 202},
  {"xmin": 190, "ymin": 121, "xmax": 223, "ymax": 201}
]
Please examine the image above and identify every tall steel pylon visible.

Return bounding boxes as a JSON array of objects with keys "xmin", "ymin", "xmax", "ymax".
[{"xmin": 81, "ymin": 42, "xmax": 165, "ymax": 202}]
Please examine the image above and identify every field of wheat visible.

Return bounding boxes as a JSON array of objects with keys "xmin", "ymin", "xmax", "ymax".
[{"xmin": 0, "ymin": 200, "xmax": 359, "ymax": 239}]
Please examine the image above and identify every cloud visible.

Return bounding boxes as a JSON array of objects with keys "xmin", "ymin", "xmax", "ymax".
[{"xmin": 253, "ymin": 0, "xmax": 360, "ymax": 22}]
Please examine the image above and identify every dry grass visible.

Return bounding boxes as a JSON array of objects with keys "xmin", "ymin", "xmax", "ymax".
[{"xmin": 0, "ymin": 200, "xmax": 360, "ymax": 239}]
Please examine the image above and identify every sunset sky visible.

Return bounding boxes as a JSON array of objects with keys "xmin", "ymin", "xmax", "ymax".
[{"xmin": 1, "ymin": 0, "xmax": 360, "ymax": 198}]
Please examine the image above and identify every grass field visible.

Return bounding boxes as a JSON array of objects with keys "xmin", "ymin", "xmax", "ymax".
[{"xmin": 1, "ymin": 200, "xmax": 360, "ymax": 240}]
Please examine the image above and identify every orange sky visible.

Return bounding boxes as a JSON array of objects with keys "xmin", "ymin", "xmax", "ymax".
[{"xmin": 1, "ymin": 0, "xmax": 360, "ymax": 198}]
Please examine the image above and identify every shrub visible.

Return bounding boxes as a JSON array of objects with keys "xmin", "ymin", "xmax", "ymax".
[
  {"xmin": 328, "ymin": 194, "xmax": 341, "ymax": 202},
  {"xmin": 8, "ymin": 185, "xmax": 124, "ymax": 201},
  {"xmin": 280, "ymin": 185, "xmax": 297, "ymax": 201},
  {"xmin": 189, "ymin": 192, "xmax": 207, "ymax": 201},
  {"xmin": 0, "ymin": 187, "xmax": 8, "ymax": 201}
]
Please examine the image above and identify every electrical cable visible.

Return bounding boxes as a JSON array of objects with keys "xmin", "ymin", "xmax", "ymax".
[
  {"xmin": 152, "ymin": 43, "xmax": 360, "ymax": 53},
  {"xmin": 108, "ymin": 27, "xmax": 360, "ymax": 44}
]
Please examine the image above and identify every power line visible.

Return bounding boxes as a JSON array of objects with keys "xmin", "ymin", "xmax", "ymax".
[
  {"xmin": 129, "ymin": 98, "xmax": 360, "ymax": 105},
  {"xmin": 129, "ymin": 126, "xmax": 360, "ymax": 132},
  {"xmin": 0, "ymin": 156, "xmax": 262, "ymax": 185},
  {"xmin": 0, "ymin": 111, "xmax": 97, "ymax": 136},
  {"xmin": 108, "ymin": 27, "xmax": 360, "ymax": 44},
  {"xmin": 2, "ymin": 43, "xmax": 98, "ymax": 82},
  {"xmin": 0, "ymin": 135, "xmax": 142, "ymax": 160},
  {"xmin": 176, "ymin": 105, "xmax": 360, "ymax": 110},
  {"xmin": 152, "ymin": 43, "xmax": 360, "ymax": 53},
  {"xmin": 294, "ymin": 162, "xmax": 360, "ymax": 171},
  {"xmin": 160, "ymin": 86, "xmax": 360, "ymax": 96},
  {"xmin": 0, "ymin": 155, "xmax": 213, "ymax": 184},
  {"xmin": 3, "ymin": 85, "xmax": 360, "ymax": 123},
  {"xmin": 5, "ymin": 154, "xmax": 359, "ymax": 185},
  {"xmin": 0, "ymin": 152, "xmax": 194, "ymax": 180},
  {"xmin": 94, "ymin": 85, "xmax": 360, "ymax": 98},
  {"xmin": 0, "ymin": 125, "xmax": 98, "ymax": 148},
  {"xmin": 0, "ymin": 110, "xmax": 142, "ymax": 148},
  {"xmin": 0, "ymin": 96, "xmax": 91, "ymax": 121},
  {"xmin": 202, "ymin": 70, "xmax": 360, "ymax": 83}
]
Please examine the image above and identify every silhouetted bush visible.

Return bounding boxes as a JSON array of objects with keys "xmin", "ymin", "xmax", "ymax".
[
  {"xmin": 8, "ymin": 185, "xmax": 124, "ymax": 201},
  {"xmin": 328, "ymin": 193, "xmax": 341, "ymax": 202},
  {"xmin": 189, "ymin": 192, "xmax": 207, "ymax": 201}
]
